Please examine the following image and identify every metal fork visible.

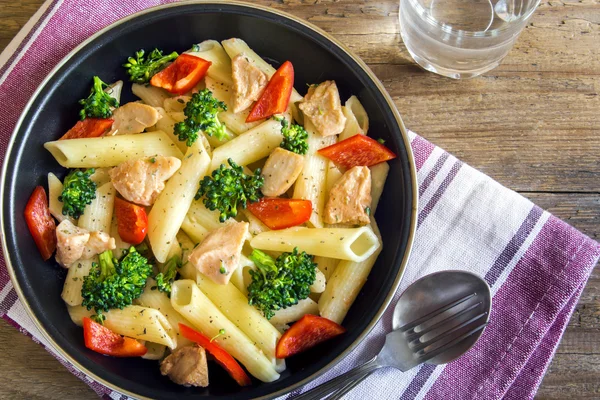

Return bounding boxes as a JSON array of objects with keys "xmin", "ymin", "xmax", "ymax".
[{"xmin": 293, "ymin": 284, "xmax": 490, "ymax": 400}]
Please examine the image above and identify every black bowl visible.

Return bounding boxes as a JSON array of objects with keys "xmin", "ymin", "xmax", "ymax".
[{"xmin": 0, "ymin": 2, "xmax": 417, "ymax": 399}]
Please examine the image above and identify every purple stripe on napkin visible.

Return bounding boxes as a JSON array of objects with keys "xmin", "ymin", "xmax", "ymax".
[
  {"xmin": 417, "ymin": 160, "xmax": 463, "ymax": 228},
  {"xmin": 419, "ymin": 152, "xmax": 450, "ymax": 197},
  {"xmin": 411, "ymin": 135, "xmax": 436, "ymax": 171}
]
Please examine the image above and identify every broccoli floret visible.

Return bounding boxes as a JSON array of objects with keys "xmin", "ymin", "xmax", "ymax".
[
  {"xmin": 123, "ymin": 48, "xmax": 179, "ymax": 84},
  {"xmin": 59, "ymin": 169, "xmax": 97, "ymax": 219},
  {"xmin": 154, "ymin": 255, "xmax": 181, "ymax": 297},
  {"xmin": 279, "ymin": 118, "xmax": 309, "ymax": 155},
  {"xmin": 78, "ymin": 76, "xmax": 119, "ymax": 120},
  {"xmin": 174, "ymin": 89, "xmax": 228, "ymax": 146},
  {"xmin": 247, "ymin": 248, "xmax": 317, "ymax": 319},
  {"xmin": 195, "ymin": 158, "xmax": 263, "ymax": 222},
  {"xmin": 82, "ymin": 247, "xmax": 153, "ymax": 320}
]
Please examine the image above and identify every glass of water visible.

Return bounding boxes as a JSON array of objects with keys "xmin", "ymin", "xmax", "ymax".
[{"xmin": 399, "ymin": 0, "xmax": 540, "ymax": 79}]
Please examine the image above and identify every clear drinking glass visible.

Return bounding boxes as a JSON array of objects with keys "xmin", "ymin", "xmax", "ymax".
[{"xmin": 399, "ymin": 0, "xmax": 540, "ymax": 79}]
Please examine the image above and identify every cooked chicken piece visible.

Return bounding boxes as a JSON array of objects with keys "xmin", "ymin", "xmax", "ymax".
[
  {"xmin": 109, "ymin": 156, "xmax": 181, "ymax": 206},
  {"xmin": 82, "ymin": 231, "xmax": 116, "ymax": 260},
  {"xmin": 55, "ymin": 220, "xmax": 116, "ymax": 267},
  {"xmin": 323, "ymin": 166, "xmax": 372, "ymax": 226},
  {"xmin": 261, "ymin": 147, "xmax": 304, "ymax": 197},
  {"xmin": 298, "ymin": 80, "xmax": 347, "ymax": 137},
  {"xmin": 160, "ymin": 345, "xmax": 209, "ymax": 387},
  {"xmin": 187, "ymin": 221, "xmax": 249, "ymax": 285},
  {"xmin": 108, "ymin": 102, "xmax": 161, "ymax": 135},
  {"xmin": 231, "ymin": 54, "xmax": 268, "ymax": 113}
]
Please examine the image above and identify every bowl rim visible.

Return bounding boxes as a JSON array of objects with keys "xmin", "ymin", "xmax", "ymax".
[{"xmin": 0, "ymin": 1, "xmax": 418, "ymax": 398}]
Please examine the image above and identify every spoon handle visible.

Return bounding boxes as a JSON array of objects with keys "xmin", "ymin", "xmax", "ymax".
[
  {"xmin": 292, "ymin": 356, "xmax": 381, "ymax": 400},
  {"xmin": 327, "ymin": 369, "xmax": 375, "ymax": 400}
]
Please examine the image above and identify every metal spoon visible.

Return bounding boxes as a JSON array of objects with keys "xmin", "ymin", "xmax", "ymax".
[{"xmin": 293, "ymin": 270, "xmax": 491, "ymax": 400}]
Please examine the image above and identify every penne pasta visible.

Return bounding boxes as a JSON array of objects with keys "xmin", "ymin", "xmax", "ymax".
[
  {"xmin": 209, "ymin": 119, "xmax": 283, "ymax": 171},
  {"xmin": 345, "ymin": 95, "xmax": 369, "ymax": 134},
  {"xmin": 339, "ymin": 105, "xmax": 364, "ymax": 141},
  {"xmin": 148, "ymin": 141, "xmax": 210, "ymax": 263},
  {"xmin": 106, "ymin": 80, "xmax": 123, "ymax": 105},
  {"xmin": 195, "ymin": 273, "xmax": 282, "ymax": 365},
  {"xmin": 292, "ymin": 121, "xmax": 336, "ymax": 228},
  {"xmin": 44, "ymin": 131, "xmax": 184, "ymax": 168},
  {"xmin": 204, "ymin": 76, "xmax": 232, "ymax": 109},
  {"xmin": 370, "ymin": 162, "xmax": 390, "ymax": 215},
  {"xmin": 140, "ymin": 341, "xmax": 166, "ymax": 360},
  {"xmin": 163, "ymin": 96, "xmax": 190, "ymax": 113},
  {"xmin": 218, "ymin": 108, "xmax": 260, "ymax": 135},
  {"xmin": 90, "ymin": 168, "xmax": 111, "ymax": 187},
  {"xmin": 154, "ymin": 107, "xmax": 188, "ymax": 153},
  {"xmin": 171, "ymin": 280, "xmax": 279, "ymax": 382},
  {"xmin": 310, "ymin": 268, "xmax": 327, "ymax": 294},
  {"xmin": 269, "ymin": 298, "xmax": 319, "ymax": 326},
  {"xmin": 109, "ymin": 216, "xmax": 131, "ymax": 259},
  {"xmin": 313, "ymin": 256, "xmax": 339, "ymax": 281},
  {"xmin": 132, "ymin": 83, "xmax": 171, "ymax": 107},
  {"xmin": 318, "ymin": 221, "xmax": 383, "ymax": 324},
  {"xmin": 229, "ymin": 255, "xmax": 255, "ymax": 296},
  {"xmin": 137, "ymin": 279, "xmax": 194, "ymax": 349},
  {"xmin": 47, "ymin": 172, "xmax": 73, "ymax": 224},
  {"xmin": 77, "ymin": 182, "xmax": 115, "ymax": 232},
  {"xmin": 67, "ymin": 305, "xmax": 94, "ymax": 326},
  {"xmin": 61, "ymin": 258, "xmax": 94, "ymax": 306},
  {"xmin": 181, "ymin": 216, "xmax": 209, "ymax": 244},
  {"xmin": 242, "ymin": 209, "xmax": 270, "ymax": 236},
  {"xmin": 250, "ymin": 226, "xmax": 380, "ymax": 262},
  {"xmin": 187, "ymin": 40, "xmax": 234, "ymax": 86},
  {"xmin": 103, "ymin": 305, "xmax": 177, "ymax": 349}
]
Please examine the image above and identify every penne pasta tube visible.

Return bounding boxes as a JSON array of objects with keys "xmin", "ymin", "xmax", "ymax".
[
  {"xmin": 148, "ymin": 141, "xmax": 210, "ymax": 263},
  {"xmin": 102, "ymin": 305, "xmax": 177, "ymax": 349},
  {"xmin": 310, "ymin": 268, "xmax": 327, "ymax": 294},
  {"xmin": 137, "ymin": 279, "xmax": 194, "ymax": 349},
  {"xmin": 370, "ymin": 162, "xmax": 390, "ymax": 215},
  {"xmin": 218, "ymin": 108, "xmax": 260, "ymax": 135},
  {"xmin": 181, "ymin": 216, "xmax": 209, "ymax": 244},
  {"xmin": 171, "ymin": 280, "xmax": 280, "ymax": 382},
  {"xmin": 67, "ymin": 305, "xmax": 94, "ymax": 326},
  {"xmin": 140, "ymin": 341, "xmax": 166, "ymax": 360},
  {"xmin": 61, "ymin": 258, "xmax": 94, "ymax": 306},
  {"xmin": 44, "ymin": 131, "xmax": 184, "ymax": 168},
  {"xmin": 77, "ymin": 182, "xmax": 115, "ymax": 232},
  {"xmin": 325, "ymin": 161, "xmax": 343, "ymax": 198},
  {"xmin": 209, "ymin": 119, "xmax": 283, "ymax": 171},
  {"xmin": 187, "ymin": 40, "xmax": 234, "ymax": 86},
  {"xmin": 132, "ymin": 83, "xmax": 171, "ymax": 107},
  {"xmin": 154, "ymin": 107, "xmax": 188, "ymax": 153},
  {"xmin": 195, "ymin": 274, "xmax": 282, "ymax": 365},
  {"xmin": 229, "ymin": 255, "xmax": 254, "ymax": 296},
  {"xmin": 47, "ymin": 172, "xmax": 73, "ymax": 224},
  {"xmin": 313, "ymin": 256, "xmax": 339, "ymax": 281},
  {"xmin": 318, "ymin": 221, "xmax": 383, "ymax": 324},
  {"xmin": 110, "ymin": 216, "xmax": 131, "ymax": 259},
  {"xmin": 292, "ymin": 121, "xmax": 336, "ymax": 228},
  {"xmin": 176, "ymin": 231, "xmax": 199, "ymax": 281},
  {"xmin": 345, "ymin": 95, "xmax": 369, "ymax": 134},
  {"xmin": 242, "ymin": 209, "xmax": 270, "ymax": 236},
  {"xmin": 339, "ymin": 105, "xmax": 364, "ymax": 141},
  {"xmin": 106, "ymin": 80, "xmax": 123, "ymax": 105},
  {"xmin": 250, "ymin": 226, "xmax": 380, "ymax": 262},
  {"xmin": 205, "ymin": 76, "xmax": 232, "ymax": 109},
  {"xmin": 268, "ymin": 298, "xmax": 319, "ymax": 326}
]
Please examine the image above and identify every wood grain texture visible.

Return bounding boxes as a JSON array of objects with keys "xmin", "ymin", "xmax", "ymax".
[{"xmin": 0, "ymin": 0, "xmax": 598, "ymax": 399}]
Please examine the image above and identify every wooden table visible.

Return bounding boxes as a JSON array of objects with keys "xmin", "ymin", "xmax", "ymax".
[{"xmin": 0, "ymin": 0, "xmax": 598, "ymax": 398}]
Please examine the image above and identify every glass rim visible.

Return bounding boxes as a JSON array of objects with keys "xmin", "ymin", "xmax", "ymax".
[{"xmin": 406, "ymin": 0, "xmax": 541, "ymax": 37}]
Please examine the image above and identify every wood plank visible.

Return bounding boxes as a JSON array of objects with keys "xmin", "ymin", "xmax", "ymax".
[{"xmin": 0, "ymin": 319, "xmax": 95, "ymax": 399}]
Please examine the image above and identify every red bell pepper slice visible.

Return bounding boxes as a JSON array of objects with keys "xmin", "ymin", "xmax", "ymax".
[
  {"xmin": 83, "ymin": 317, "xmax": 147, "ymax": 357},
  {"xmin": 24, "ymin": 186, "xmax": 56, "ymax": 261},
  {"xmin": 179, "ymin": 323, "xmax": 252, "ymax": 386},
  {"xmin": 114, "ymin": 197, "xmax": 148, "ymax": 245},
  {"xmin": 276, "ymin": 314, "xmax": 346, "ymax": 359},
  {"xmin": 150, "ymin": 54, "xmax": 212, "ymax": 95},
  {"xmin": 317, "ymin": 134, "xmax": 397, "ymax": 169},
  {"xmin": 247, "ymin": 198, "xmax": 312, "ymax": 230},
  {"xmin": 246, "ymin": 61, "xmax": 294, "ymax": 122},
  {"xmin": 59, "ymin": 118, "xmax": 114, "ymax": 140}
]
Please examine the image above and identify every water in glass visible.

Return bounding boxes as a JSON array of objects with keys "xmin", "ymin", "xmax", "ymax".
[{"xmin": 399, "ymin": 0, "xmax": 540, "ymax": 78}]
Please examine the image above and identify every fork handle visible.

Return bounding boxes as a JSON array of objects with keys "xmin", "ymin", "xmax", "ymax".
[
  {"xmin": 292, "ymin": 356, "xmax": 381, "ymax": 400},
  {"xmin": 327, "ymin": 370, "xmax": 374, "ymax": 400}
]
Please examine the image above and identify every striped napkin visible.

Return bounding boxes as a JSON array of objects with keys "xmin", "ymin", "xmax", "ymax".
[{"xmin": 1, "ymin": 1, "xmax": 598, "ymax": 399}]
